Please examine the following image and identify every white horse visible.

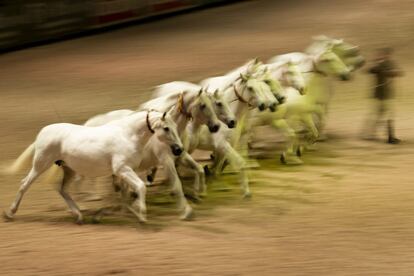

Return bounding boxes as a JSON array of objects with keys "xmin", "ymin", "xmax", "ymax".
[
  {"xmin": 306, "ymin": 35, "xmax": 365, "ymax": 72},
  {"xmin": 200, "ymin": 58, "xmax": 278, "ymax": 112},
  {"xmin": 84, "ymin": 109, "xmax": 197, "ymax": 220},
  {"xmin": 154, "ymin": 81, "xmax": 238, "ymax": 152},
  {"xmin": 246, "ymin": 61, "xmax": 307, "ymax": 164},
  {"xmin": 3, "ymin": 111, "xmax": 183, "ymax": 224},
  {"xmin": 197, "ymin": 68, "xmax": 276, "ymax": 197},
  {"xmin": 139, "ymin": 88, "xmax": 221, "ymax": 195},
  {"xmin": 81, "ymin": 89, "xmax": 221, "ymax": 220},
  {"xmin": 153, "ymin": 64, "xmax": 273, "ymax": 197},
  {"xmin": 266, "ymin": 37, "xmax": 364, "ymax": 151},
  {"xmin": 266, "ymin": 46, "xmax": 352, "ymax": 147}
]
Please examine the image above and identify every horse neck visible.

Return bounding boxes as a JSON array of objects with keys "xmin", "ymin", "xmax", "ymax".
[
  {"xmin": 304, "ymin": 72, "xmax": 329, "ymax": 103},
  {"xmin": 222, "ymin": 85, "xmax": 250, "ymax": 120},
  {"xmin": 226, "ymin": 61, "xmax": 253, "ymax": 78},
  {"xmin": 117, "ymin": 112, "xmax": 155, "ymax": 146},
  {"xmin": 169, "ymin": 107, "xmax": 190, "ymax": 135},
  {"xmin": 305, "ymin": 41, "xmax": 327, "ymax": 55}
]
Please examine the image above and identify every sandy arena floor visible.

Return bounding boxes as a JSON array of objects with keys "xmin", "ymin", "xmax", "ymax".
[{"xmin": 0, "ymin": 0, "xmax": 414, "ymax": 275}]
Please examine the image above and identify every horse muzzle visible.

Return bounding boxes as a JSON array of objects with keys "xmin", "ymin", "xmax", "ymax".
[
  {"xmin": 354, "ymin": 56, "xmax": 366, "ymax": 70},
  {"xmin": 227, "ymin": 119, "xmax": 237, "ymax": 129},
  {"xmin": 208, "ymin": 122, "xmax": 220, "ymax": 133},
  {"xmin": 296, "ymin": 86, "xmax": 305, "ymax": 95},
  {"xmin": 258, "ymin": 103, "xmax": 266, "ymax": 111},
  {"xmin": 171, "ymin": 144, "xmax": 183, "ymax": 156},
  {"xmin": 340, "ymin": 73, "xmax": 351, "ymax": 81},
  {"xmin": 268, "ymin": 102, "xmax": 277, "ymax": 112}
]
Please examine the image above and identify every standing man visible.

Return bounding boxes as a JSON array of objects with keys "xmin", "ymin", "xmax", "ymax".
[{"xmin": 364, "ymin": 47, "xmax": 403, "ymax": 144}]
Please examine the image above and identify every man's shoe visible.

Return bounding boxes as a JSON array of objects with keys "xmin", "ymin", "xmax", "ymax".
[{"xmin": 388, "ymin": 137, "xmax": 401, "ymax": 144}]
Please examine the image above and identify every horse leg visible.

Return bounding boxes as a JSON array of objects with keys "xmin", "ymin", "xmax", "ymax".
[
  {"xmin": 179, "ymin": 152, "xmax": 206, "ymax": 195},
  {"xmin": 300, "ymin": 113, "xmax": 319, "ymax": 151},
  {"xmin": 271, "ymin": 119, "xmax": 303, "ymax": 165},
  {"xmin": 115, "ymin": 166, "xmax": 147, "ymax": 223},
  {"xmin": 314, "ymin": 104, "xmax": 329, "ymax": 141},
  {"xmin": 4, "ymin": 154, "xmax": 53, "ymax": 220},
  {"xmin": 90, "ymin": 175, "xmax": 126, "ymax": 223},
  {"xmin": 57, "ymin": 166, "xmax": 83, "ymax": 224},
  {"xmin": 210, "ymin": 150, "xmax": 226, "ymax": 176},
  {"xmin": 221, "ymin": 142, "xmax": 251, "ymax": 198},
  {"xmin": 165, "ymin": 158, "xmax": 193, "ymax": 220}
]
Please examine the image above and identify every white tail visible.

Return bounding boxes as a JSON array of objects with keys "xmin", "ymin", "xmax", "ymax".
[
  {"xmin": 43, "ymin": 164, "xmax": 63, "ymax": 185},
  {"xmin": 2, "ymin": 143, "xmax": 35, "ymax": 175}
]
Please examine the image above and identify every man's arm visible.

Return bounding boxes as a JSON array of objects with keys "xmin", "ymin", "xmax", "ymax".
[
  {"xmin": 385, "ymin": 60, "xmax": 403, "ymax": 77},
  {"xmin": 367, "ymin": 63, "xmax": 380, "ymax": 74}
]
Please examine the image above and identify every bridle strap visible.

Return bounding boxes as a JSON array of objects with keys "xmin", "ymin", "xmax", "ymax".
[
  {"xmin": 233, "ymin": 85, "xmax": 249, "ymax": 105},
  {"xmin": 146, "ymin": 111, "xmax": 155, "ymax": 134}
]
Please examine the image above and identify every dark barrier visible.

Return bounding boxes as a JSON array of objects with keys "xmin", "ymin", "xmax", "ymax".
[
  {"xmin": 22, "ymin": 0, "xmax": 90, "ymax": 42},
  {"xmin": 0, "ymin": 0, "xmax": 234, "ymax": 51},
  {"xmin": 0, "ymin": 2, "xmax": 25, "ymax": 49}
]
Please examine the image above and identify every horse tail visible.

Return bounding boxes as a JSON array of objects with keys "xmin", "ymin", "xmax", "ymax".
[
  {"xmin": 43, "ymin": 164, "xmax": 63, "ymax": 185},
  {"xmin": 2, "ymin": 143, "xmax": 35, "ymax": 175}
]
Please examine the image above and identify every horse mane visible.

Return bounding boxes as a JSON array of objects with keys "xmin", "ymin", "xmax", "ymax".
[
  {"xmin": 140, "ymin": 89, "xmax": 200, "ymax": 113},
  {"xmin": 263, "ymin": 60, "xmax": 292, "ymax": 75},
  {"xmin": 201, "ymin": 59, "xmax": 258, "ymax": 93},
  {"xmin": 306, "ymin": 35, "xmax": 341, "ymax": 55},
  {"xmin": 225, "ymin": 59, "xmax": 259, "ymax": 79}
]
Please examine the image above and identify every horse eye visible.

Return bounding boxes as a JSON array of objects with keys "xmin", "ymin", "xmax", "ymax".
[
  {"xmin": 217, "ymin": 102, "xmax": 223, "ymax": 107},
  {"xmin": 200, "ymin": 104, "xmax": 206, "ymax": 109},
  {"xmin": 164, "ymin": 127, "xmax": 169, "ymax": 132},
  {"xmin": 264, "ymin": 80, "xmax": 271, "ymax": 85}
]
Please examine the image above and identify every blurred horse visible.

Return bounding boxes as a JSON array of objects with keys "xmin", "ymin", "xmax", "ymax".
[
  {"xmin": 268, "ymin": 45, "xmax": 352, "ymax": 153},
  {"xmin": 3, "ymin": 111, "xmax": 183, "ymax": 223},
  {"xmin": 197, "ymin": 63, "xmax": 276, "ymax": 197},
  {"xmin": 84, "ymin": 88, "xmax": 221, "ymax": 220}
]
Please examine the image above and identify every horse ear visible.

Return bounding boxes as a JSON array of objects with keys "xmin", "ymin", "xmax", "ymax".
[
  {"xmin": 214, "ymin": 89, "xmax": 219, "ymax": 97},
  {"xmin": 240, "ymin": 73, "xmax": 248, "ymax": 82},
  {"xmin": 198, "ymin": 88, "xmax": 203, "ymax": 96},
  {"xmin": 162, "ymin": 112, "xmax": 167, "ymax": 121},
  {"xmin": 313, "ymin": 35, "xmax": 328, "ymax": 41},
  {"xmin": 254, "ymin": 57, "xmax": 260, "ymax": 64}
]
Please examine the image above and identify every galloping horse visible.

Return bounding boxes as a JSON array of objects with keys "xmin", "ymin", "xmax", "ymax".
[{"xmin": 3, "ymin": 111, "xmax": 183, "ymax": 223}]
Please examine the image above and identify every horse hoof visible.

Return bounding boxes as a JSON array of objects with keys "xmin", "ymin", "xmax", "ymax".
[
  {"xmin": 75, "ymin": 218, "xmax": 84, "ymax": 225},
  {"xmin": 180, "ymin": 206, "xmax": 193, "ymax": 221},
  {"xmin": 243, "ymin": 192, "xmax": 252, "ymax": 199},
  {"xmin": 138, "ymin": 215, "xmax": 147, "ymax": 224},
  {"xmin": 203, "ymin": 165, "xmax": 212, "ymax": 176},
  {"xmin": 146, "ymin": 174, "xmax": 154, "ymax": 183},
  {"xmin": 280, "ymin": 153, "xmax": 287, "ymax": 164},
  {"xmin": 199, "ymin": 191, "xmax": 208, "ymax": 198},
  {"xmin": 317, "ymin": 135, "xmax": 328, "ymax": 142},
  {"xmin": 305, "ymin": 144, "xmax": 318, "ymax": 151},
  {"xmin": 3, "ymin": 210, "xmax": 14, "ymax": 221}
]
